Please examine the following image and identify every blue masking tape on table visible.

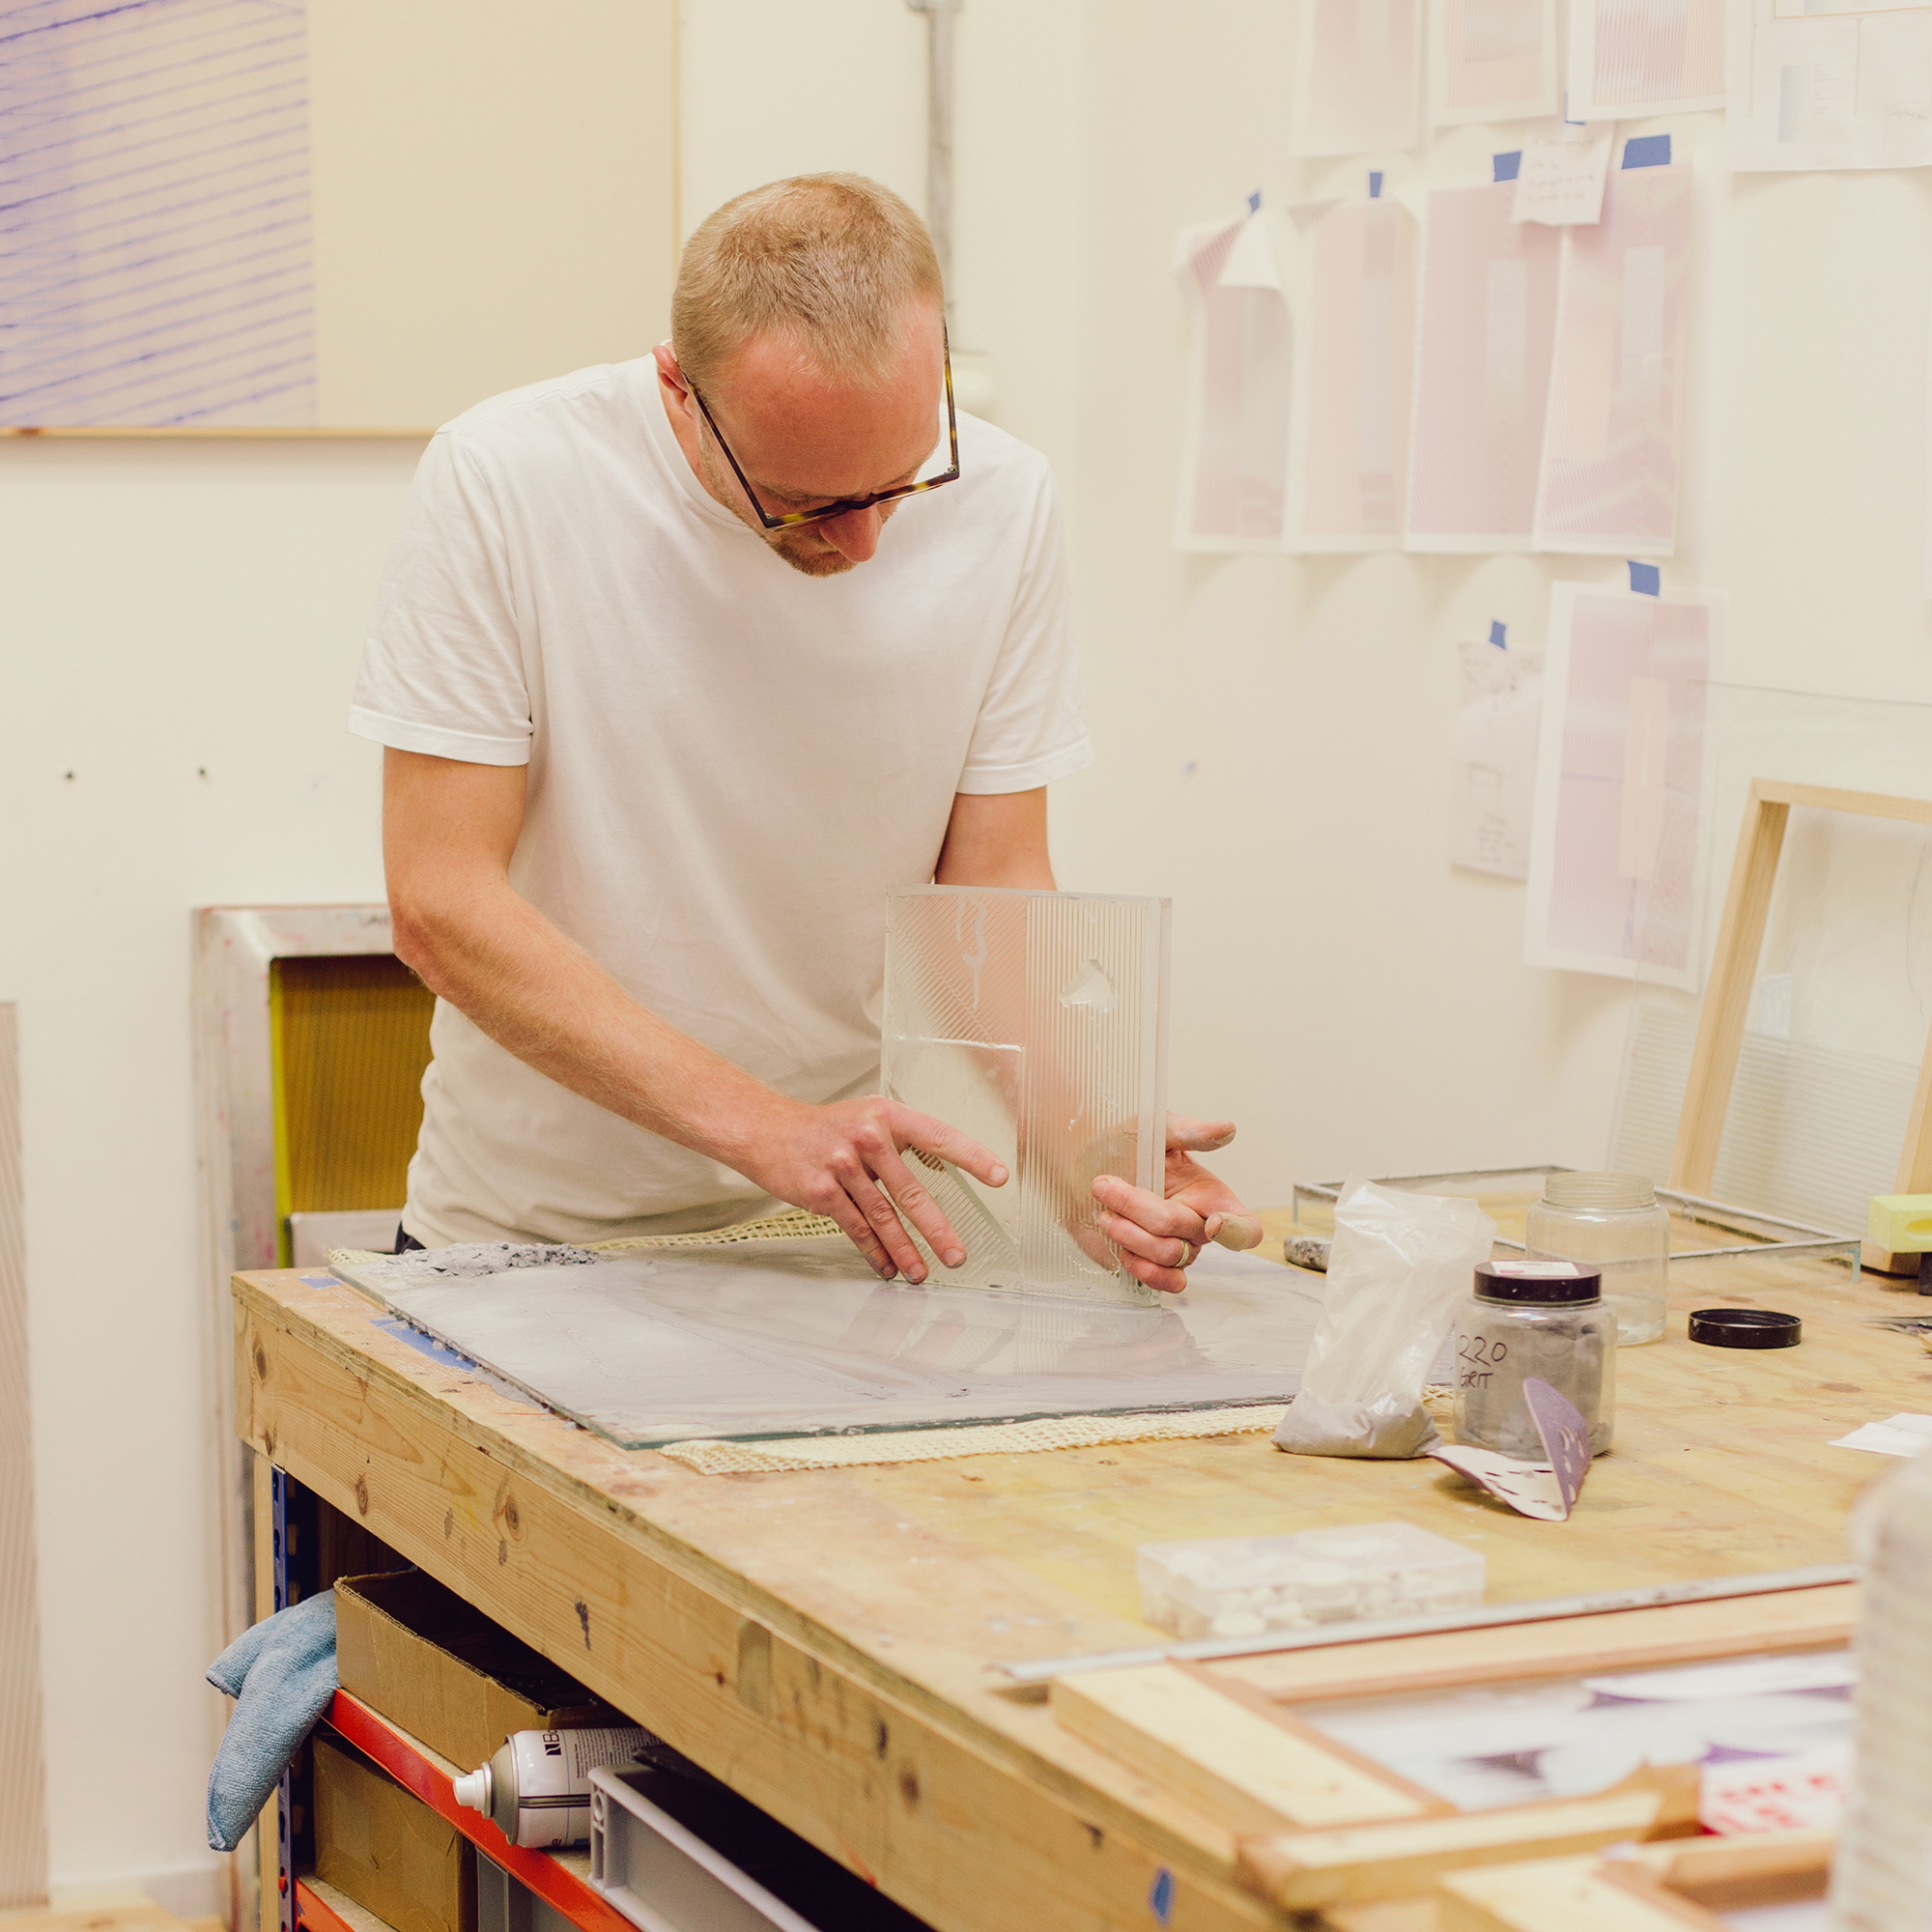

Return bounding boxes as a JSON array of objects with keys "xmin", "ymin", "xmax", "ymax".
[{"xmin": 205, "ymin": 1588, "xmax": 337, "ymax": 1852}]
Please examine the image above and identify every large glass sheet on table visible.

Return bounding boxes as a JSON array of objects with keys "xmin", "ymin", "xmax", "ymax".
[
  {"xmin": 335, "ymin": 1239, "xmax": 1319, "ymax": 1448},
  {"xmin": 1608, "ymin": 686, "xmax": 1932, "ymax": 1240},
  {"xmin": 881, "ymin": 886, "xmax": 1170, "ymax": 1307}
]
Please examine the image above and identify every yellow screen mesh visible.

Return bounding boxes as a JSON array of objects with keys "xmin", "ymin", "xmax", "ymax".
[{"xmin": 270, "ymin": 954, "xmax": 435, "ymax": 1261}]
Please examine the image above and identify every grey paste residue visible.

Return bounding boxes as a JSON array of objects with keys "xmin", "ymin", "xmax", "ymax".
[{"xmin": 380, "ymin": 1241, "xmax": 605, "ymax": 1281}]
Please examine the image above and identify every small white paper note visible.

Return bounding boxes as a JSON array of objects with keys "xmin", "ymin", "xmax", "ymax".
[
  {"xmin": 1512, "ymin": 126, "xmax": 1614, "ymax": 226},
  {"xmin": 1700, "ymin": 1743, "xmax": 1850, "ymax": 1836},
  {"xmin": 1832, "ymin": 1411, "xmax": 1932, "ymax": 1456},
  {"xmin": 1450, "ymin": 640, "xmax": 1543, "ymax": 879}
]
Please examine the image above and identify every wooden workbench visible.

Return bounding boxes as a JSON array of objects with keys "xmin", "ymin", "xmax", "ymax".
[{"xmin": 233, "ymin": 1236, "xmax": 1929, "ymax": 1932}]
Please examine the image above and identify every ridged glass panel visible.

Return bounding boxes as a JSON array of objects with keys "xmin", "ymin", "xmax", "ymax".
[{"xmin": 881, "ymin": 887, "xmax": 1171, "ymax": 1306}]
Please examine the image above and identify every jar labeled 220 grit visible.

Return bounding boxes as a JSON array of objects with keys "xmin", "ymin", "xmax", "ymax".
[{"xmin": 1453, "ymin": 1260, "xmax": 1615, "ymax": 1458}]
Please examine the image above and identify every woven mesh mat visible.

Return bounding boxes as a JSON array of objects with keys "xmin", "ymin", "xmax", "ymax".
[
  {"xmin": 331, "ymin": 1209, "xmax": 1290, "ymax": 1473},
  {"xmin": 653, "ymin": 1404, "xmax": 1291, "ymax": 1475}
]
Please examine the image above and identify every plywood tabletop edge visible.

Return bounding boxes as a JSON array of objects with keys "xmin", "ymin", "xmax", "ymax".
[{"xmin": 231, "ymin": 1268, "xmax": 1277, "ymax": 1912}]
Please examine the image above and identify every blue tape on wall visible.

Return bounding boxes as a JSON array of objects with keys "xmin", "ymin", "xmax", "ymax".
[
  {"xmin": 1247, "ymin": 187, "xmax": 1262, "ymax": 213},
  {"xmin": 1492, "ymin": 151, "xmax": 1522, "ymax": 183},
  {"xmin": 1623, "ymin": 133, "xmax": 1672, "ymax": 169},
  {"xmin": 1490, "ymin": 620, "xmax": 1508, "ymax": 647},
  {"xmin": 1369, "ymin": 170, "xmax": 1384, "ymax": 198},
  {"xmin": 1629, "ymin": 560, "xmax": 1662, "ymax": 596}
]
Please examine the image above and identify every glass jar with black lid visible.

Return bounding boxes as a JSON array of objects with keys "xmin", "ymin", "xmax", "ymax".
[{"xmin": 1453, "ymin": 1259, "xmax": 1615, "ymax": 1458}]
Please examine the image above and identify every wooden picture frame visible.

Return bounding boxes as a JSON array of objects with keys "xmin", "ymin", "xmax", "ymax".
[
  {"xmin": 1665, "ymin": 780, "xmax": 1932, "ymax": 1272},
  {"xmin": 1046, "ymin": 1581, "xmax": 1855, "ymax": 1915}
]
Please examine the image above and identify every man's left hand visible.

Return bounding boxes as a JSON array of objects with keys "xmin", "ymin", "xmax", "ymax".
[{"xmin": 1091, "ymin": 1114, "xmax": 1264, "ymax": 1295}]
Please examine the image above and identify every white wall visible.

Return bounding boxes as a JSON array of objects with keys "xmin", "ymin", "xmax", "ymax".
[
  {"xmin": 0, "ymin": 440, "xmax": 418, "ymax": 1908},
  {"xmin": 8, "ymin": 0, "xmax": 1932, "ymax": 1905},
  {"xmin": 1052, "ymin": 18, "xmax": 1932, "ymax": 1213}
]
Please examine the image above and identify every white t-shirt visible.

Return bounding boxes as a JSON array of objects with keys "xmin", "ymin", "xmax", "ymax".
[{"xmin": 350, "ymin": 358, "xmax": 1094, "ymax": 1246}]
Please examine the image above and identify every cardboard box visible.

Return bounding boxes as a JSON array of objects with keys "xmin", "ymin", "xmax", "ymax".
[
  {"xmin": 335, "ymin": 1571, "xmax": 622, "ymax": 1773},
  {"xmin": 314, "ymin": 1729, "xmax": 475, "ymax": 1932}
]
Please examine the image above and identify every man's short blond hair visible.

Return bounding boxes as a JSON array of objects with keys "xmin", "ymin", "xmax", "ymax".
[{"xmin": 671, "ymin": 174, "xmax": 944, "ymax": 393}]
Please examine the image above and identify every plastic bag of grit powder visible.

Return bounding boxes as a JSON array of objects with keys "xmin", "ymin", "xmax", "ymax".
[{"xmin": 1274, "ymin": 1178, "xmax": 1497, "ymax": 1459}]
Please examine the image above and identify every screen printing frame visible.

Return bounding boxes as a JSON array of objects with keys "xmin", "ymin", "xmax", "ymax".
[
  {"xmin": 1668, "ymin": 780, "xmax": 1932, "ymax": 1275},
  {"xmin": 1039, "ymin": 1578, "xmax": 1855, "ymax": 1918}
]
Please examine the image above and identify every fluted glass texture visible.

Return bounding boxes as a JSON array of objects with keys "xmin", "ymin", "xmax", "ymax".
[{"xmin": 882, "ymin": 886, "xmax": 1171, "ymax": 1306}]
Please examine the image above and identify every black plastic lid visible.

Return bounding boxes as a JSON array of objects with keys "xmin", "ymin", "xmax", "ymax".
[
  {"xmin": 1689, "ymin": 1306, "xmax": 1801, "ymax": 1349},
  {"xmin": 1474, "ymin": 1259, "xmax": 1603, "ymax": 1303}
]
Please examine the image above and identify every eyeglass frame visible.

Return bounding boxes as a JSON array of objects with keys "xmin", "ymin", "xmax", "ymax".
[{"xmin": 681, "ymin": 328, "xmax": 960, "ymax": 531}]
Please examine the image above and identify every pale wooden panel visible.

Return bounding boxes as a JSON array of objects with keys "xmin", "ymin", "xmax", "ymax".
[
  {"xmin": 1236, "ymin": 1772, "xmax": 1696, "ymax": 1913},
  {"xmin": 0, "ymin": 1005, "xmax": 47, "ymax": 1909},
  {"xmin": 307, "ymin": 0, "xmax": 677, "ymax": 427},
  {"xmin": 1670, "ymin": 787, "xmax": 1789, "ymax": 1195},
  {"xmin": 1214, "ymin": 1584, "xmax": 1858, "ymax": 1705},
  {"xmin": 1050, "ymin": 1663, "xmax": 1437, "ymax": 1833},
  {"xmin": 1437, "ymin": 1855, "xmax": 1699, "ymax": 1932},
  {"xmin": 1435, "ymin": 1830, "xmax": 1831, "ymax": 1931}
]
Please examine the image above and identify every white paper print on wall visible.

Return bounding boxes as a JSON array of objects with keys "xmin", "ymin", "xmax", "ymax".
[
  {"xmin": 1407, "ymin": 176, "xmax": 1562, "ymax": 551},
  {"xmin": 1293, "ymin": 0, "xmax": 1425, "ymax": 156},
  {"xmin": 1727, "ymin": 0, "xmax": 1932, "ymax": 173},
  {"xmin": 1533, "ymin": 146, "xmax": 1692, "ymax": 556},
  {"xmin": 1288, "ymin": 192, "xmax": 1419, "ymax": 552},
  {"xmin": 1524, "ymin": 575, "xmax": 1724, "ymax": 987},
  {"xmin": 1450, "ymin": 627, "xmax": 1545, "ymax": 880},
  {"xmin": 1430, "ymin": 0, "xmax": 1559, "ymax": 126},
  {"xmin": 1173, "ymin": 203, "xmax": 1295, "ymax": 553},
  {"xmin": 1568, "ymin": 0, "xmax": 1726, "ymax": 119}
]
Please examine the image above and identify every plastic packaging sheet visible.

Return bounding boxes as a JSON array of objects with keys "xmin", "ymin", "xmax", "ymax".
[
  {"xmin": 342, "ymin": 1239, "xmax": 1320, "ymax": 1449},
  {"xmin": 1274, "ymin": 1179, "xmax": 1497, "ymax": 1459},
  {"xmin": 881, "ymin": 885, "xmax": 1170, "ymax": 1307}
]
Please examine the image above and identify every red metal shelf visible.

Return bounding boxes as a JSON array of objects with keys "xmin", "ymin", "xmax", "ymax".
[{"xmin": 320, "ymin": 1689, "xmax": 638, "ymax": 1932}]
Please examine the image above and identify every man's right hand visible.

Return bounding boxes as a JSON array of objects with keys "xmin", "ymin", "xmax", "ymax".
[{"xmin": 733, "ymin": 1095, "xmax": 1009, "ymax": 1285}]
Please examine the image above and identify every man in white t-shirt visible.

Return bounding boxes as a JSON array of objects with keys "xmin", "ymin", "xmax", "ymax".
[{"xmin": 351, "ymin": 172, "xmax": 1259, "ymax": 1292}]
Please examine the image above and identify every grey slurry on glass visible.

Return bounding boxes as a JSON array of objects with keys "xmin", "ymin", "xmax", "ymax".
[{"xmin": 350, "ymin": 1239, "xmax": 1320, "ymax": 1448}]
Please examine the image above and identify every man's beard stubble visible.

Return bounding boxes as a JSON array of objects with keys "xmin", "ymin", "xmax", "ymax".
[{"xmin": 696, "ymin": 439, "xmax": 860, "ymax": 579}]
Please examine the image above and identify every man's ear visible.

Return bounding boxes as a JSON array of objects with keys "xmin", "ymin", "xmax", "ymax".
[{"xmin": 652, "ymin": 341, "xmax": 691, "ymax": 406}]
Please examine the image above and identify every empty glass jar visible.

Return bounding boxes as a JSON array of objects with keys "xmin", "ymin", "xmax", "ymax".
[
  {"xmin": 1454, "ymin": 1260, "xmax": 1615, "ymax": 1458},
  {"xmin": 1524, "ymin": 1171, "xmax": 1669, "ymax": 1346}
]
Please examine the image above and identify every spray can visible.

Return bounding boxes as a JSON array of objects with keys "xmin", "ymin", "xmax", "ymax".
[{"xmin": 452, "ymin": 1726, "xmax": 657, "ymax": 1848}]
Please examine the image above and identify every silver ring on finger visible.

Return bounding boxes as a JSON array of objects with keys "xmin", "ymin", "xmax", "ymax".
[{"xmin": 1177, "ymin": 1240, "xmax": 1197, "ymax": 1268}]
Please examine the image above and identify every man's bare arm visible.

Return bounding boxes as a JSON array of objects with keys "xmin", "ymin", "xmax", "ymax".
[
  {"xmin": 383, "ymin": 749, "xmax": 1006, "ymax": 1280},
  {"xmin": 934, "ymin": 786, "xmax": 1055, "ymax": 889}
]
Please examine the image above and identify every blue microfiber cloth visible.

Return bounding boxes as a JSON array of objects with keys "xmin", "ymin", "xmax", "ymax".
[{"xmin": 205, "ymin": 1588, "xmax": 338, "ymax": 1852}]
